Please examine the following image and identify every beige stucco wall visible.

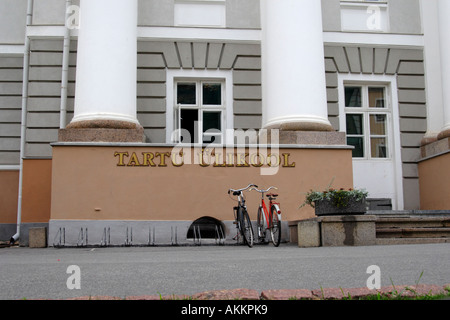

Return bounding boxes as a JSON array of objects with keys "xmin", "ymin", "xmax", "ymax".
[
  {"xmin": 50, "ymin": 145, "xmax": 354, "ymax": 223},
  {"xmin": 22, "ymin": 159, "xmax": 52, "ymax": 223},
  {"xmin": 0, "ymin": 170, "xmax": 19, "ymax": 224},
  {"xmin": 418, "ymin": 152, "xmax": 450, "ymax": 210}
]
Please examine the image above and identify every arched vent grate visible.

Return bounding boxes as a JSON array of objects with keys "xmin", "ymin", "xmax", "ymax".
[{"xmin": 187, "ymin": 217, "xmax": 225, "ymax": 239}]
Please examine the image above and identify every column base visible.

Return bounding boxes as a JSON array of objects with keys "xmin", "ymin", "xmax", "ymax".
[
  {"xmin": 420, "ymin": 134, "xmax": 439, "ymax": 146},
  {"xmin": 421, "ymin": 137, "xmax": 450, "ymax": 159},
  {"xmin": 437, "ymin": 128, "xmax": 450, "ymax": 141},
  {"xmin": 264, "ymin": 117, "xmax": 334, "ymax": 133},
  {"xmin": 421, "ymin": 126, "xmax": 450, "ymax": 158},
  {"xmin": 59, "ymin": 120, "xmax": 145, "ymax": 143},
  {"xmin": 262, "ymin": 130, "xmax": 346, "ymax": 145}
]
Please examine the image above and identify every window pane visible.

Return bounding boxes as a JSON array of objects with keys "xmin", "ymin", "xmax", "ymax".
[
  {"xmin": 203, "ymin": 111, "xmax": 221, "ymax": 132},
  {"xmin": 203, "ymin": 83, "xmax": 222, "ymax": 105},
  {"xmin": 177, "ymin": 83, "xmax": 196, "ymax": 105},
  {"xmin": 369, "ymin": 87, "xmax": 385, "ymax": 108},
  {"xmin": 180, "ymin": 109, "xmax": 198, "ymax": 143},
  {"xmin": 347, "ymin": 137, "xmax": 364, "ymax": 158},
  {"xmin": 203, "ymin": 134, "xmax": 222, "ymax": 144},
  {"xmin": 346, "ymin": 114, "xmax": 364, "ymax": 135},
  {"xmin": 370, "ymin": 114, "xmax": 387, "ymax": 135},
  {"xmin": 341, "ymin": 2, "xmax": 388, "ymax": 32},
  {"xmin": 345, "ymin": 86, "xmax": 362, "ymax": 108},
  {"xmin": 174, "ymin": 2, "xmax": 226, "ymax": 28},
  {"xmin": 371, "ymin": 138, "xmax": 388, "ymax": 158}
]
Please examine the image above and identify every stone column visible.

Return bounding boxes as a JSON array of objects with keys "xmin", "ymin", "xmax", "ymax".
[
  {"xmin": 60, "ymin": 0, "xmax": 144, "ymax": 142},
  {"xmin": 420, "ymin": 0, "xmax": 445, "ymax": 145},
  {"xmin": 260, "ymin": 0, "xmax": 338, "ymax": 144},
  {"xmin": 437, "ymin": 0, "xmax": 450, "ymax": 140}
]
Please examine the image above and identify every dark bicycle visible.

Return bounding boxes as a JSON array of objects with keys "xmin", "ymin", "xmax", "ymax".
[{"xmin": 228, "ymin": 184, "xmax": 257, "ymax": 248}]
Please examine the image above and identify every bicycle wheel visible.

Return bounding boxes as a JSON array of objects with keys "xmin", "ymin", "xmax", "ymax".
[
  {"xmin": 270, "ymin": 205, "xmax": 281, "ymax": 247},
  {"xmin": 256, "ymin": 206, "xmax": 265, "ymax": 242},
  {"xmin": 239, "ymin": 207, "xmax": 254, "ymax": 248}
]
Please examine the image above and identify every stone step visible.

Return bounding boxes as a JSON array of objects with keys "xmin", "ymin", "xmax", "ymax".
[
  {"xmin": 376, "ymin": 227, "xmax": 450, "ymax": 238},
  {"xmin": 376, "ymin": 217, "xmax": 450, "ymax": 229},
  {"xmin": 376, "ymin": 237, "xmax": 450, "ymax": 245},
  {"xmin": 375, "ymin": 216, "xmax": 450, "ymax": 242}
]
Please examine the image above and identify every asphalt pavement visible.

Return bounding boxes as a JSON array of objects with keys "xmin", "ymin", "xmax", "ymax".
[{"xmin": 0, "ymin": 243, "xmax": 449, "ymax": 300}]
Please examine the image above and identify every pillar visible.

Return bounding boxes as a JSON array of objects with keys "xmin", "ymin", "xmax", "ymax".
[
  {"xmin": 418, "ymin": 0, "xmax": 450, "ymax": 209},
  {"xmin": 420, "ymin": 0, "xmax": 444, "ymax": 145},
  {"xmin": 260, "ymin": 0, "xmax": 333, "ymax": 135},
  {"xmin": 60, "ymin": 0, "xmax": 144, "ymax": 142},
  {"xmin": 437, "ymin": 0, "xmax": 450, "ymax": 140}
]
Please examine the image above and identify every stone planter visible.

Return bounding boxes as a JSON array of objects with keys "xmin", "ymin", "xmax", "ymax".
[
  {"xmin": 314, "ymin": 199, "xmax": 367, "ymax": 216},
  {"xmin": 296, "ymin": 215, "xmax": 377, "ymax": 247},
  {"xmin": 319, "ymin": 215, "xmax": 376, "ymax": 247}
]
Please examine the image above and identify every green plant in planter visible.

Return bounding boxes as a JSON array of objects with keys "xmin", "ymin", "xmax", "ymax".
[{"xmin": 301, "ymin": 187, "xmax": 369, "ymax": 209}]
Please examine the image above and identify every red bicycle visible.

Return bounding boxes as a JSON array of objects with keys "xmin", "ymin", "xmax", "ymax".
[{"xmin": 250, "ymin": 186, "xmax": 282, "ymax": 246}]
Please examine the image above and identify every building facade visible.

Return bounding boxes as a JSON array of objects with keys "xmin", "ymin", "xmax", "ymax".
[{"xmin": 0, "ymin": 0, "xmax": 449, "ymax": 246}]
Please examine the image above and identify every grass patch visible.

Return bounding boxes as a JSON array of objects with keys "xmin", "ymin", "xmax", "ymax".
[{"xmin": 361, "ymin": 290, "xmax": 450, "ymax": 301}]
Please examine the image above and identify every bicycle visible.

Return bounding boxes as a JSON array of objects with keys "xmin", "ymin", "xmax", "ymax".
[
  {"xmin": 249, "ymin": 186, "xmax": 282, "ymax": 247},
  {"xmin": 228, "ymin": 184, "xmax": 256, "ymax": 248}
]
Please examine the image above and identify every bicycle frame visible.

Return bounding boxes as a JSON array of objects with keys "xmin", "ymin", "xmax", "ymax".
[
  {"xmin": 228, "ymin": 184, "xmax": 257, "ymax": 247},
  {"xmin": 260, "ymin": 196, "xmax": 281, "ymax": 230},
  {"xmin": 229, "ymin": 184, "xmax": 255, "ymax": 217},
  {"xmin": 257, "ymin": 188, "xmax": 281, "ymax": 230},
  {"xmin": 249, "ymin": 186, "xmax": 282, "ymax": 246}
]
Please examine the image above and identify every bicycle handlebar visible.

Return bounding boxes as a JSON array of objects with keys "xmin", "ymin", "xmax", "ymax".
[
  {"xmin": 228, "ymin": 184, "xmax": 258, "ymax": 194},
  {"xmin": 249, "ymin": 186, "xmax": 278, "ymax": 193}
]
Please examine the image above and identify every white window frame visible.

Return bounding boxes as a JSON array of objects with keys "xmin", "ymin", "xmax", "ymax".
[
  {"xmin": 344, "ymin": 84, "xmax": 391, "ymax": 160},
  {"xmin": 166, "ymin": 69, "xmax": 233, "ymax": 145},
  {"xmin": 175, "ymin": 79, "xmax": 225, "ymax": 144},
  {"xmin": 338, "ymin": 73, "xmax": 404, "ymax": 209}
]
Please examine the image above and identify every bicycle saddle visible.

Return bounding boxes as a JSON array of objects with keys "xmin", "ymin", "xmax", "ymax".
[{"xmin": 267, "ymin": 193, "xmax": 278, "ymax": 198}]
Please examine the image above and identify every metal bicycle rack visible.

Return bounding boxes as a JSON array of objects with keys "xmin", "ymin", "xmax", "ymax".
[
  {"xmin": 124, "ymin": 227, "xmax": 133, "ymax": 246},
  {"xmin": 77, "ymin": 228, "xmax": 88, "ymax": 247},
  {"xmin": 50, "ymin": 223, "xmax": 229, "ymax": 248},
  {"xmin": 215, "ymin": 225, "xmax": 226, "ymax": 245},
  {"xmin": 53, "ymin": 227, "xmax": 66, "ymax": 247},
  {"xmin": 100, "ymin": 227, "xmax": 110, "ymax": 247},
  {"xmin": 171, "ymin": 226, "xmax": 178, "ymax": 246},
  {"xmin": 193, "ymin": 225, "xmax": 201, "ymax": 246},
  {"xmin": 148, "ymin": 226, "xmax": 156, "ymax": 246}
]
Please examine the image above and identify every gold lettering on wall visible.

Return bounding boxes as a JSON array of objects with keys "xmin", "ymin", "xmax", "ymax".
[
  {"xmin": 267, "ymin": 153, "xmax": 280, "ymax": 167},
  {"xmin": 236, "ymin": 153, "xmax": 250, "ymax": 167},
  {"xmin": 226, "ymin": 153, "xmax": 235, "ymax": 167},
  {"xmin": 114, "ymin": 152, "xmax": 129, "ymax": 166},
  {"xmin": 114, "ymin": 151, "xmax": 296, "ymax": 169},
  {"xmin": 127, "ymin": 152, "xmax": 141, "ymax": 167},
  {"xmin": 171, "ymin": 151, "xmax": 184, "ymax": 167},
  {"xmin": 142, "ymin": 152, "xmax": 156, "ymax": 167},
  {"xmin": 213, "ymin": 151, "xmax": 226, "ymax": 168},
  {"xmin": 282, "ymin": 153, "xmax": 296, "ymax": 167},
  {"xmin": 250, "ymin": 153, "xmax": 263, "ymax": 168},
  {"xmin": 156, "ymin": 152, "xmax": 170, "ymax": 167}
]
